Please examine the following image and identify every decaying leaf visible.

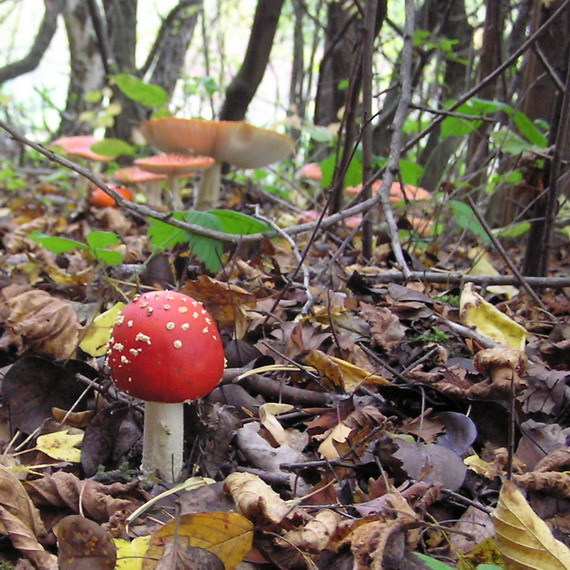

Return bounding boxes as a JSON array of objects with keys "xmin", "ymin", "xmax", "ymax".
[
  {"xmin": 279, "ymin": 509, "xmax": 340, "ymax": 553},
  {"xmin": 25, "ymin": 471, "xmax": 145, "ymax": 525},
  {"xmin": 114, "ymin": 536, "xmax": 152, "ymax": 570},
  {"xmin": 0, "ymin": 284, "xmax": 80, "ymax": 359},
  {"xmin": 224, "ymin": 472, "xmax": 292, "ymax": 524},
  {"xmin": 460, "ymin": 282, "xmax": 527, "ymax": 349},
  {"xmin": 493, "ymin": 480, "xmax": 570, "ymax": 569},
  {"xmin": 55, "ymin": 515, "xmax": 117, "ymax": 569},
  {"xmin": 359, "ymin": 302, "xmax": 406, "ymax": 353},
  {"xmin": 513, "ymin": 472, "xmax": 570, "ymax": 499},
  {"xmin": 143, "ymin": 512, "xmax": 253, "ymax": 570},
  {"xmin": 318, "ymin": 405, "xmax": 389, "ymax": 461},
  {"xmin": 306, "ymin": 349, "xmax": 391, "ymax": 392}
]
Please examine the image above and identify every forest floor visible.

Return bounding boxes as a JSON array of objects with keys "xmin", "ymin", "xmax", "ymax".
[{"xmin": 0, "ymin": 165, "xmax": 568, "ymax": 570}]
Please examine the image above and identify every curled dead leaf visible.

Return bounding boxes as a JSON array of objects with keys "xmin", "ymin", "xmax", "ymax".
[
  {"xmin": 224, "ymin": 472, "xmax": 292, "ymax": 525},
  {"xmin": 0, "ymin": 285, "xmax": 79, "ymax": 359}
]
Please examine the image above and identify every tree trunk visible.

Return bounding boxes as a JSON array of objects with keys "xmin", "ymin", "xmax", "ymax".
[
  {"xmin": 219, "ymin": 0, "xmax": 285, "ymax": 121},
  {"xmin": 59, "ymin": 0, "xmax": 106, "ymax": 136}
]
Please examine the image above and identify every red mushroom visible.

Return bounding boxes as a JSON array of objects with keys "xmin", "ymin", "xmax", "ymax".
[
  {"xmin": 114, "ymin": 166, "xmax": 168, "ymax": 209},
  {"xmin": 106, "ymin": 290, "xmax": 225, "ymax": 482}
]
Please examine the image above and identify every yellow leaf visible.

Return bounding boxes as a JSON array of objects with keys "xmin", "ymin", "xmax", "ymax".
[
  {"xmin": 36, "ymin": 431, "xmax": 83, "ymax": 463},
  {"xmin": 114, "ymin": 536, "xmax": 151, "ymax": 570},
  {"xmin": 467, "ymin": 248, "xmax": 519, "ymax": 299},
  {"xmin": 460, "ymin": 283, "xmax": 527, "ymax": 349},
  {"xmin": 306, "ymin": 349, "xmax": 391, "ymax": 392},
  {"xmin": 79, "ymin": 302, "xmax": 125, "ymax": 357},
  {"xmin": 493, "ymin": 480, "xmax": 570, "ymax": 569},
  {"xmin": 318, "ymin": 423, "xmax": 352, "ymax": 460},
  {"xmin": 143, "ymin": 512, "xmax": 253, "ymax": 570}
]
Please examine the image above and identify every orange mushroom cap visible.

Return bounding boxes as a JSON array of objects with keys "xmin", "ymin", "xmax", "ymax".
[
  {"xmin": 140, "ymin": 118, "xmax": 294, "ymax": 169},
  {"xmin": 90, "ymin": 185, "xmax": 133, "ymax": 208},
  {"xmin": 134, "ymin": 154, "xmax": 215, "ymax": 177},
  {"xmin": 52, "ymin": 135, "xmax": 112, "ymax": 162},
  {"xmin": 345, "ymin": 181, "xmax": 432, "ymax": 203},
  {"xmin": 114, "ymin": 166, "xmax": 168, "ymax": 184},
  {"xmin": 297, "ymin": 162, "xmax": 323, "ymax": 181}
]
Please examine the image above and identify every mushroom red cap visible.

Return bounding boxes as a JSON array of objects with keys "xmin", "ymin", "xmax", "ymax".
[{"xmin": 107, "ymin": 291, "xmax": 225, "ymax": 403}]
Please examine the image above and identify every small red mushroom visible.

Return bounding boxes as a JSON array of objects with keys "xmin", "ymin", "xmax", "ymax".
[
  {"xmin": 90, "ymin": 185, "xmax": 133, "ymax": 208},
  {"xmin": 106, "ymin": 290, "xmax": 225, "ymax": 482}
]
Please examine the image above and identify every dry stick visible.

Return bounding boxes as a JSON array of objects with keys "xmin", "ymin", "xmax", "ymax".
[
  {"xmin": 253, "ymin": 206, "xmax": 315, "ymax": 314},
  {"xmin": 360, "ymin": 271, "xmax": 570, "ymax": 288},
  {"xmin": 465, "ymin": 195, "xmax": 552, "ymax": 317}
]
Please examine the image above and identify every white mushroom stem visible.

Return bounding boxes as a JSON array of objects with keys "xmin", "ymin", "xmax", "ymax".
[
  {"xmin": 195, "ymin": 162, "xmax": 222, "ymax": 211},
  {"xmin": 141, "ymin": 401, "xmax": 184, "ymax": 483},
  {"xmin": 145, "ymin": 181, "xmax": 163, "ymax": 209},
  {"xmin": 169, "ymin": 176, "xmax": 184, "ymax": 211}
]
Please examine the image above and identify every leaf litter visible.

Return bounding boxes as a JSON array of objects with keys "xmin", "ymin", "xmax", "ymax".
[{"xmin": 0, "ymin": 167, "xmax": 567, "ymax": 569}]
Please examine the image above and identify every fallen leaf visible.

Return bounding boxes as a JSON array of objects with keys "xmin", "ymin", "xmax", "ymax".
[
  {"xmin": 460, "ymin": 282, "xmax": 527, "ymax": 349},
  {"xmin": 143, "ymin": 512, "xmax": 253, "ymax": 570},
  {"xmin": 114, "ymin": 536, "xmax": 151, "ymax": 570},
  {"xmin": 224, "ymin": 472, "xmax": 292, "ymax": 524},
  {"xmin": 55, "ymin": 515, "xmax": 117, "ymax": 569},
  {"xmin": 493, "ymin": 480, "xmax": 570, "ymax": 569},
  {"xmin": 79, "ymin": 302, "xmax": 125, "ymax": 357},
  {"xmin": 36, "ymin": 430, "xmax": 84, "ymax": 463},
  {"xmin": 359, "ymin": 302, "xmax": 406, "ymax": 352},
  {"xmin": 306, "ymin": 349, "xmax": 391, "ymax": 392}
]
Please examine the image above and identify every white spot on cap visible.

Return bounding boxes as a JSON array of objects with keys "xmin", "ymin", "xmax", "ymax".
[
  {"xmin": 213, "ymin": 335, "xmax": 218, "ymax": 341},
  {"xmin": 146, "ymin": 307, "xmax": 154, "ymax": 314},
  {"xmin": 173, "ymin": 340, "xmax": 182, "ymax": 349},
  {"xmin": 166, "ymin": 322, "xmax": 175, "ymax": 330},
  {"xmin": 166, "ymin": 294, "xmax": 175, "ymax": 300},
  {"xmin": 120, "ymin": 355, "xmax": 130, "ymax": 364},
  {"xmin": 193, "ymin": 312, "xmax": 199, "ymax": 319},
  {"xmin": 163, "ymin": 304, "xmax": 171, "ymax": 310},
  {"xmin": 178, "ymin": 306, "xmax": 188, "ymax": 313},
  {"xmin": 112, "ymin": 342, "xmax": 124, "ymax": 351},
  {"xmin": 205, "ymin": 317, "xmax": 212, "ymax": 325},
  {"xmin": 135, "ymin": 332, "xmax": 151, "ymax": 345},
  {"xmin": 181, "ymin": 323, "xmax": 189, "ymax": 330},
  {"xmin": 202, "ymin": 327, "xmax": 209, "ymax": 334},
  {"xmin": 140, "ymin": 301, "xmax": 148, "ymax": 308},
  {"xmin": 127, "ymin": 320, "xmax": 134, "ymax": 328},
  {"xmin": 129, "ymin": 348, "xmax": 140, "ymax": 357},
  {"xmin": 115, "ymin": 315, "xmax": 124, "ymax": 326}
]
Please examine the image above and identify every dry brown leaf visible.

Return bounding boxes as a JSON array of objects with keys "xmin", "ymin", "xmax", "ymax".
[
  {"xmin": 0, "ymin": 506, "xmax": 58, "ymax": 569},
  {"xmin": 55, "ymin": 515, "xmax": 116, "ymax": 569},
  {"xmin": 318, "ymin": 405, "xmax": 389, "ymax": 461},
  {"xmin": 143, "ymin": 512, "xmax": 253, "ymax": 570},
  {"xmin": 359, "ymin": 302, "xmax": 406, "ymax": 353},
  {"xmin": 25, "ymin": 471, "xmax": 144, "ymax": 526},
  {"xmin": 181, "ymin": 275, "xmax": 256, "ymax": 329},
  {"xmin": 306, "ymin": 349, "xmax": 391, "ymax": 392},
  {"xmin": 513, "ymin": 472, "xmax": 570, "ymax": 499},
  {"xmin": 224, "ymin": 472, "xmax": 292, "ymax": 524},
  {"xmin": 534, "ymin": 449, "xmax": 570, "ymax": 473},
  {"xmin": 0, "ymin": 285, "xmax": 79, "ymax": 359},
  {"xmin": 279, "ymin": 509, "xmax": 340, "ymax": 553},
  {"xmin": 493, "ymin": 480, "xmax": 570, "ymax": 569}
]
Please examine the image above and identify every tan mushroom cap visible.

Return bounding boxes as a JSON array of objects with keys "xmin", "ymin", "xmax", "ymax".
[
  {"xmin": 140, "ymin": 117, "xmax": 294, "ymax": 169},
  {"xmin": 134, "ymin": 154, "xmax": 215, "ymax": 177}
]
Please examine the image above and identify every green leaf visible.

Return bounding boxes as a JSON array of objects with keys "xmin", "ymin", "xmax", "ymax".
[
  {"xmin": 490, "ymin": 129, "xmax": 537, "ymax": 155},
  {"xmin": 183, "ymin": 212, "xmax": 224, "ymax": 273},
  {"xmin": 112, "ymin": 74, "xmax": 168, "ymax": 107},
  {"xmin": 147, "ymin": 212, "xmax": 224, "ymax": 273},
  {"xmin": 91, "ymin": 249, "xmax": 124, "ymax": 267},
  {"xmin": 493, "ymin": 221, "xmax": 531, "ymax": 239},
  {"xmin": 514, "ymin": 111, "xmax": 547, "ymax": 147},
  {"xmin": 412, "ymin": 553, "xmax": 454, "ymax": 569},
  {"xmin": 399, "ymin": 160, "xmax": 424, "ymax": 186},
  {"xmin": 91, "ymin": 138, "xmax": 135, "ymax": 158},
  {"xmin": 448, "ymin": 200, "xmax": 490, "ymax": 243},
  {"xmin": 319, "ymin": 152, "xmax": 363, "ymax": 189},
  {"xmin": 29, "ymin": 231, "xmax": 87, "ymax": 254},
  {"xmin": 86, "ymin": 231, "xmax": 121, "ymax": 250},
  {"xmin": 209, "ymin": 210, "xmax": 272, "ymax": 235}
]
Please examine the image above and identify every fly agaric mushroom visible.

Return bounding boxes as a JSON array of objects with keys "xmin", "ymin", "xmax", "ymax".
[
  {"xmin": 52, "ymin": 135, "xmax": 112, "ymax": 164},
  {"xmin": 140, "ymin": 117, "xmax": 294, "ymax": 211},
  {"xmin": 106, "ymin": 290, "xmax": 225, "ymax": 482},
  {"xmin": 114, "ymin": 166, "xmax": 168, "ymax": 209},
  {"xmin": 134, "ymin": 154, "xmax": 215, "ymax": 211},
  {"xmin": 345, "ymin": 181, "xmax": 432, "ymax": 203}
]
